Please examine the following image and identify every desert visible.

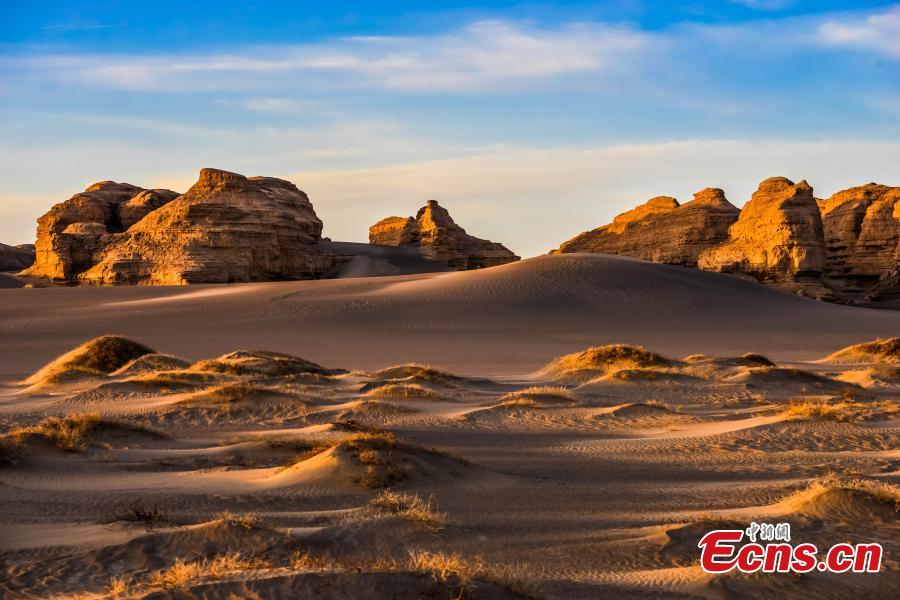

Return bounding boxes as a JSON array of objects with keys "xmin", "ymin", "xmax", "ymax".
[
  {"xmin": 1, "ymin": 251, "xmax": 899, "ymax": 599},
  {"xmin": 3, "ymin": 3, "xmax": 900, "ymax": 599}
]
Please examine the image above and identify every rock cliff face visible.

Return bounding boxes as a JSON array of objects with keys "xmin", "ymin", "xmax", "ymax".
[
  {"xmin": 697, "ymin": 178, "xmax": 827, "ymax": 292},
  {"xmin": 820, "ymin": 183, "xmax": 900, "ymax": 300},
  {"xmin": 21, "ymin": 182, "xmax": 170, "ymax": 280},
  {"xmin": 556, "ymin": 188, "xmax": 739, "ymax": 266},
  {"xmin": 22, "ymin": 169, "xmax": 338, "ymax": 285},
  {"xmin": 369, "ymin": 200, "xmax": 519, "ymax": 270},
  {"xmin": 0, "ymin": 243, "xmax": 34, "ymax": 271}
]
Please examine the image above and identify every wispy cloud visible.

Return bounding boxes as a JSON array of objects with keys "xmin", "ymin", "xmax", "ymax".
[
  {"xmin": 817, "ymin": 7, "xmax": 900, "ymax": 57},
  {"xmin": 41, "ymin": 22, "xmax": 123, "ymax": 32},
  {"xmin": 10, "ymin": 20, "xmax": 651, "ymax": 93},
  {"xmin": 727, "ymin": 0, "xmax": 794, "ymax": 11}
]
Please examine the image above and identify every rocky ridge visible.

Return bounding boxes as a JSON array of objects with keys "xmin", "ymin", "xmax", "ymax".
[
  {"xmin": 0, "ymin": 243, "xmax": 35, "ymax": 272},
  {"xmin": 22, "ymin": 169, "xmax": 340, "ymax": 285},
  {"xmin": 369, "ymin": 200, "xmax": 520, "ymax": 270},
  {"xmin": 556, "ymin": 188, "xmax": 739, "ymax": 266},
  {"xmin": 556, "ymin": 177, "xmax": 899, "ymax": 303}
]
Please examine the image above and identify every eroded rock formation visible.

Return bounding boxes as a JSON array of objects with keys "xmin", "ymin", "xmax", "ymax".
[
  {"xmin": 369, "ymin": 200, "xmax": 519, "ymax": 270},
  {"xmin": 556, "ymin": 188, "xmax": 739, "ymax": 266},
  {"xmin": 698, "ymin": 178, "xmax": 827, "ymax": 293},
  {"xmin": 555, "ymin": 176, "xmax": 899, "ymax": 303},
  {"xmin": 23, "ymin": 168, "xmax": 338, "ymax": 285},
  {"xmin": 21, "ymin": 182, "xmax": 168, "ymax": 280},
  {"xmin": 820, "ymin": 183, "xmax": 900, "ymax": 300},
  {"xmin": 0, "ymin": 243, "xmax": 34, "ymax": 272}
]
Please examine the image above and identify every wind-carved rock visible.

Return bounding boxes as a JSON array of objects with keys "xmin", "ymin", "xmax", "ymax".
[
  {"xmin": 21, "ymin": 181, "xmax": 172, "ymax": 280},
  {"xmin": 22, "ymin": 168, "xmax": 338, "ymax": 285},
  {"xmin": 369, "ymin": 200, "xmax": 519, "ymax": 270},
  {"xmin": 0, "ymin": 243, "xmax": 34, "ymax": 272},
  {"xmin": 698, "ymin": 177, "xmax": 827, "ymax": 294},
  {"xmin": 820, "ymin": 183, "xmax": 900, "ymax": 301},
  {"xmin": 555, "ymin": 188, "xmax": 739, "ymax": 266}
]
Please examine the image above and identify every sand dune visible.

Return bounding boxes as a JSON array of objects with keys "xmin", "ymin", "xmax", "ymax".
[
  {"xmin": 1, "ymin": 258, "xmax": 899, "ymax": 599},
  {"xmin": 1, "ymin": 254, "xmax": 897, "ymax": 376}
]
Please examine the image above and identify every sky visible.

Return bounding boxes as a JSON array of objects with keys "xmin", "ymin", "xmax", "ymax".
[{"xmin": 1, "ymin": 1, "xmax": 899, "ymax": 257}]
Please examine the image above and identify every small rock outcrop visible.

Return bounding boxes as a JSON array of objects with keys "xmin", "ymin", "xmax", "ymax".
[
  {"xmin": 555, "ymin": 188, "xmax": 739, "ymax": 266},
  {"xmin": 22, "ymin": 168, "xmax": 339, "ymax": 285},
  {"xmin": 698, "ymin": 178, "xmax": 827, "ymax": 293},
  {"xmin": 369, "ymin": 200, "xmax": 519, "ymax": 270},
  {"xmin": 0, "ymin": 242, "xmax": 34, "ymax": 271},
  {"xmin": 820, "ymin": 183, "xmax": 899, "ymax": 301}
]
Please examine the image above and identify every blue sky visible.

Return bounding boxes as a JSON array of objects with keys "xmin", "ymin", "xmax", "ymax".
[{"xmin": 1, "ymin": 1, "xmax": 899, "ymax": 256}]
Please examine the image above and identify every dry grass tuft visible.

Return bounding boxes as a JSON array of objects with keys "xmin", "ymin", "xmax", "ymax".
[
  {"xmin": 498, "ymin": 386, "xmax": 575, "ymax": 408},
  {"xmin": 542, "ymin": 344, "xmax": 669, "ymax": 381},
  {"xmin": 806, "ymin": 475, "xmax": 900, "ymax": 509},
  {"xmin": 290, "ymin": 550, "xmax": 340, "ymax": 571},
  {"xmin": 784, "ymin": 398, "xmax": 898, "ymax": 422},
  {"xmin": 4, "ymin": 413, "xmax": 165, "ymax": 454},
  {"xmin": 360, "ymin": 490, "xmax": 447, "ymax": 532},
  {"xmin": 214, "ymin": 511, "xmax": 264, "ymax": 530},
  {"xmin": 189, "ymin": 350, "xmax": 328, "ymax": 377},
  {"xmin": 365, "ymin": 383, "xmax": 447, "ymax": 400},
  {"xmin": 25, "ymin": 336, "xmax": 155, "ymax": 385},
  {"xmin": 148, "ymin": 552, "xmax": 270, "ymax": 590},
  {"xmin": 371, "ymin": 364, "xmax": 459, "ymax": 382},
  {"xmin": 826, "ymin": 337, "xmax": 900, "ymax": 364}
]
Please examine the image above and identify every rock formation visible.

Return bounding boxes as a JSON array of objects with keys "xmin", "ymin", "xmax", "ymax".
[
  {"xmin": 555, "ymin": 188, "xmax": 739, "ymax": 266},
  {"xmin": 0, "ymin": 243, "xmax": 34, "ymax": 272},
  {"xmin": 22, "ymin": 168, "xmax": 339, "ymax": 285},
  {"xmin": 820, "ymin": 183, "xmax": 899, "ymax": 300},
  {"xmin": 698, "ymin": 177, "xmax": 827, "ymax": 293},
  {"xmin": 21, "ymin": 181, "xmax": 176, "ymax": 280},
  {"xmin": 369, "ymin": 200, "xmax": 519, "ymax": 270}
]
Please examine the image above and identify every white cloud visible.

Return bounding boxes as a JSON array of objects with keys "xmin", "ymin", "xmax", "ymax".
[
  {"xmin": 817, "ymin": 7, "xmax": 900, "ymax": 57},
  {"xmin": 728, "ymin": 0, "xmax": 794, "ymax": 10},
  {"xmin": 240, "ymin": 97, "xmax": 300, "ymax": 113},
  {"xmin": 10, "ymin": 20, "xmax": 651, "ymax": 93}
]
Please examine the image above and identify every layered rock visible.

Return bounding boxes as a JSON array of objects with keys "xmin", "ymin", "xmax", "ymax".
[
  {"xmin": 820, "ymin": 183, "xmax": 899, "ymax": 299},
  {"xmin": 23, "ymin": 168, "xmax": 338, "ymax": 285},
  {"xmin": 698, "ymin": 178, "xmax": 826, "ymax": 292},
  {"xmin": 0, "ymin": 242, "xmax": 34, "ymax": 271},
  {"xmin": 369, "ymin": 200, "xmax": 519, "ymax": 270},
  {"xmin": 556, "ymin": 188, "xmax": 739, "ymax": 266},
  {"xmin": 118, "ymin": 189, "xmax": 180, "ymax": 230},
  {"xmin": 21, "ymin": 181, "xmax": 176, "ymax": 280}
]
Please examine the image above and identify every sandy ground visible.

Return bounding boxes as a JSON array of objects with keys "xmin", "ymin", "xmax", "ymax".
[
  {"xmin": 0, "ymin": 254, "xmax": 897, "ymax": 377},
  {"xmin": 0, "ymin": 254, "xmax": 897, "ymax": 599}
]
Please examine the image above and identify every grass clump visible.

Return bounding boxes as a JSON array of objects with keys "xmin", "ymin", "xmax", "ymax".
[
  {"xmin": 542, "ymin": 344, "xmax": 669, "ymax": 381},
  {"xmin": 784, "ymin": 398, "xmax": 898, "ymax": 422},
  {"xmin": 5, "ymin": 413, "xmax": 165, "ymax": 453},
  {"xmin": 148, "ymin": 553, "xmax": 270, "ymax": 591},
  {"xmin": 805, "ymin": 475, "xmax": 900, "ymax": 510},
  {"xmin": 826, "ymin": 337, "xmax": 900, "ymax": 364},
  {"xmin": 25, "ymin": 336, "xmax": 155, "ymax": 385},
  {"xmin": 365, "ymin": 383, "xmax": 447, "ymax": 400},
  {"xmin": 361, "ymin": 490, "xmax": 447, "ymax": 532},
  {"xmin": 190, "ymin": 350, "xmax": 329, "ymax": 377}
]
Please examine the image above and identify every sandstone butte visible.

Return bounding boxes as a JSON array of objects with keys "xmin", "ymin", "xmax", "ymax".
[
  {"xmin": 555, "ymin": 188, "xmax": 740, "ymax": 266},
  {"xmin": 21, "ymin": 168, "xmax": 338, "ymax": 285},
  {"xmin": 369, "ymin": 199, "xmax": 520, "ymax": 270},
  {"xmin": 820, "ymin": 183, "xmax": 900, "ymax": 302},
  {"xmin": 0, "ymin": 243, "xmax": 35, "ymax": 272},
  {"xmin": 556, "ymin": 176, "xmax": 899, "ymax": 303},
  {"xmin": 698, "ymin": 177, "xmax": 826, "ymax": 294}
]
